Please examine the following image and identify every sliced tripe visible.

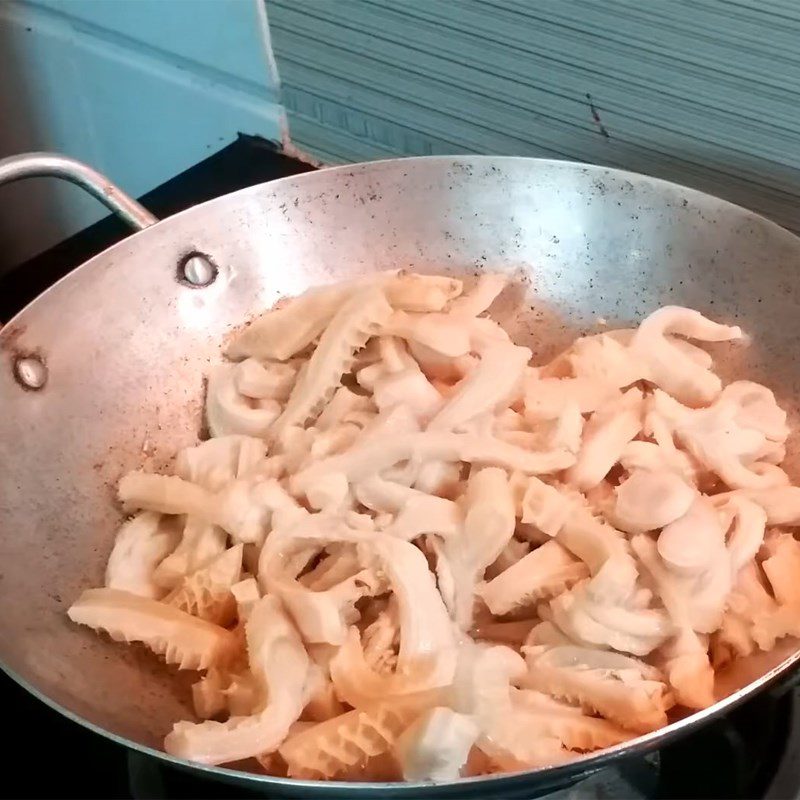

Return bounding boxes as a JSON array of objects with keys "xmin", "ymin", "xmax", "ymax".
[
  {"xmin": 260, "ymin": 517, "xmax": 455, "ymax": 666},
  {"xmin": 716, "ymin": 494, "xmax": 767, "ymax": 573},
  {"xmin": 385, "ymin": 273, "xmax": 463, "ymax": 312},
  {"xmin": 631, "ymin": 533, "xmax": 731, "ymax": 635},
  {"xmin": 508, "ymin": 690, "xmax": 633, "ymax": 752},
  {"xmin": 526, "ymin": 620, "xmax": 575, "ymax": 647},
  {"xmin": 521, "ymin": 644, "xmax": 671, "ymax": 733},
  {"xmin": 524, "ymin": 375, "xmax": 619, "ymax": 421},
  {"xmin": 234, "ymin": 358, "xmax": 296, "ymax": 401},
  {"xmin": 479, "ymin": 540, "xmax": 588, "ymax": 616},
  {"xmin": 154, "ymin": 518, "xmax": 227, "ymax": 589},
  {"xmin": 367, "ymin": 534, "xmax": 457, "ymax": 666},
  {"xmin": 309, "ymin": 422, "xmax": 361, "ymax": 460},
  {"xmin": 485, "ymin": 537, "xmax": 530, "ymax": 580},
  {"xmin": 355, "ymin": 360, "xmax": 389, "ymax": 393},
  {"xmin": 762, "ymin": 531, "xmax": 800, "ymax": 600},
  {"xmin": 192, "ymin": 667, "xmax": 260, "ymax": 720},
  {"xmin": 451, "ymin": 643, "xmax": 526, "ymax": 725},
  {"xmin": 225, "ymin": 281, "xmax": 360, "ymax": 361},
  {"xmin": 428, "ymin": 535, "xmax": 458, "ymax": 621},
  {"xmin": 555, "ymin": 504, "xmax": 635, "ymax": 592},
  {"xmin": 163, "ymin": 545, "xmax": 243, "ymax": 626},
  {"xmin": 105, "ymin": 512, "xmax": 179, "ymax": 599},
  {"xmin": 413, "ymin": 458, "xmax": 461, "ymax": 495},
  {"xmin": 549, "ymin": 580, "xmax": 673, "ymax": 656},
  {"xmin": 724, "ymin": 381, "xmax": 790, "ymax": 442},
  {"xmin": 427, "ymin": 343, "xmax": 531, "ymax": 432},
  {"xmin": 471, "ymin": 618, "xmax": 536, "ymax": 647},
  {"xmin": 329, "ymin": 627, "xmax": 455, "ymax": 709},
  {"xmin": 362, "ymin": 605, "xmax": 400, "ymax": 674},
  {"xmin": 120, "ymin": 472, "xmax": 300, "ymax": 545},
  {"xmin": 382, "ymin": 311, "xmax": 473, "ymax": 357},
  {"xmin": 218, "ymin": 478, "xmax": 301, "ymax": 544},
  {"xmin": 68, "ymin": 588, "xmax": 237, "ymax": 670},
  {"xmin": 355, "ymin": 476, "xmax": 446, "ymax": 515},
  {"xmin": 291, "ymin": 432, "xmax": 574, "ymax": 496},
  {"xmin": 717, "ymin": 486, "xmax": 800, "ymax": 526},
  {"xmin": 452, "ymin": 643, "xmax": 570, "ymax": 769},
  {"xmin": 656, "ymin": 497, "xmax": 725, "ymax": 578},
  {"xmin": 305, "ymin": 472, "xmax": 350, "ymax": 513},
  {"xmin": 439, "ymin": 468, "xmax": 515, "ymax": 629},
  {"xmin": 302, "ymin": 666, "xmax": 346, "ymax": 723},
  {"xmin": 279, "ymin": 691, "xmax": 436, "ymax": 780},
  {"xmin": 119, "ymin": 471, "xmax": 214, "ymax": 518},
  {"xmin": 191, "ymin": 669, "xmax": 227, "ymax": 720},
  {"xmin": 566, "ymin": 330, "xmax": 643, "ymax": 388},
  {"xmin": 381, "ymin": 494, "xmax": 463, "ymax": 540},
  {"xmin": 758, "ymin": 531, "xmax": 800, "ymax": 646},
  {"xmin": 278, "ymin": 569, "xmax": 383, "ymax": 645},
  {"xmin": 620, "ymin": 440, "xmax": 696, "ymax": 485},
  {"xmin": 721, "ymin": 561, "xmax": 780, "ymax": 652},
  {"xmin": 360, "ymin": 403, "xmax": 421, "ymax": 446},
  {"xmin": 274, "ymin": 286, "xmax": 393, "ymax": 433},
  {"xmin": 630, "ymin": 305, "xmax": 742, "ymax": 406},
  {"xmin": 613, "ymin": 469, "xmax": 695, "ymax": 534},
  {"xmin": 469, "ymin": 316, "xmax": 513, "ymax": 350},
  {"xmin": 164, "ymin": 595, "xmax": 309, "ymax": 765},
  {"xmin": 448, "ymin": 272, "xmax": 508, "ymax": 317},
  {"xmin": 476, "ymin": 736, "xmax": 569, "ymax": 773},
  {"xmin": 373, "ymin": 368, "xmax": 443, "ymax": 423},
  {"xmin": 517, "ymin": 476, "xmax": 577, "ymax": 537},
  {"xmin": 316, "ymin": 386, "xmax": 375, "ymax": 431},
  {"xmin": 231, "ymin": 577, "xmax": 261, "ymax": 623},
  {"xmin": 567, "ymin": 387, "xmax": 643, "ymax": 491},
  {"xmin": 372, "ymin": 364, "xmax": 443, "ymax": 424},
  {"xmin": 299, "ymin": 544, "xmax": 361, "ymax": 591},
  {"xmin": 273, "ymin": 425, "xmax": 315, "ymax": 474},
  {"xmin": 652, "ymin": 386, "xmax": 788, "ymax": 491},
  {"xmin": 657, "ymin": 628, "xmax": 715, "ymax": 710},
  {"xmin": 395, "ymin": 707, "xmax": 479, "ymax": 783},
  {"xmin": 206, "ymin": 363, "xmax": 281, "ymax": 439},
  {"xmin": 377, "ymin": 335, "xmax": 417, "ymax": 373},
  {"xmin": 175, "ymin": 435, "xmax": 267, "ymax": 492},
  {"xmin": 548, "ymin": 401, "xmax": 584, "ymax": 454},
  {"xmin": 408, "ymin": 340, "xmax": 475, "ymax": 382},
  {"xmin": 460, "ymin": 467, "xmax": 516, "ymax": 573}
]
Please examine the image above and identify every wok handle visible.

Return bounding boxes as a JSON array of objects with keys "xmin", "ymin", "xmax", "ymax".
[{"xmin": 0, "ymin": 152, "xmax": 157, "ymax": 231}]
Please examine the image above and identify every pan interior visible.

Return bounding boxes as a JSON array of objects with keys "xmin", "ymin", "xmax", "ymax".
[{"xmin": 1, "ymin": 156, "xmax": 799, "ymax": 789}]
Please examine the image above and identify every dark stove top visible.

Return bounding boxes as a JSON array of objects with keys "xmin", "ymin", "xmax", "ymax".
[{"xmin": 1, "ymin": 137, "xmax": 798, "ymax": 799}]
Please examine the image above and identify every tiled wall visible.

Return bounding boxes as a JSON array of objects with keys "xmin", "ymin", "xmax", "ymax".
[
  {"xmin": 269, "ymin": 0, "xmax": 800, "ymax": 234},
  {"xmin": 0, "ymin": 0, "xmax": 282, "ymax": 269}
]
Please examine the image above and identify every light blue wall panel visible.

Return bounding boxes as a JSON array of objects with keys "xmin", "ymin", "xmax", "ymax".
[
  {"xmin": 268, "ymin": 0, "xmax": 800, "ymax": 233},
  {"xmin": 31, "ymin": 0, "xmax": 278, "ymax": 89},
  {"xmin": 0, "ymin": 0, "xmax": 282, "ymax": 269}
]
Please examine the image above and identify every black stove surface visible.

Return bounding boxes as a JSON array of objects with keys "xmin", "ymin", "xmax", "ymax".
[{"xmin": 1, "ymin": 137, "xmax": 797, "ymax": 799}]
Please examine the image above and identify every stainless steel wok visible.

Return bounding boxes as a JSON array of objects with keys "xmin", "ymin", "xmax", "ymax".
[{"xmin": 1, "ymin": 152, "xmax": 799, "ymax": 798}]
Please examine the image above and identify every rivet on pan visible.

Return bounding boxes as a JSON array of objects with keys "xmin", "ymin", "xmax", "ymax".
[
  {"xmin": 13, "ymin": 355, "xmax": 47, "ymax": 390},
  {"xmin": 177, "ymin": 252, "xmax": 217, "ymax": 288}
]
